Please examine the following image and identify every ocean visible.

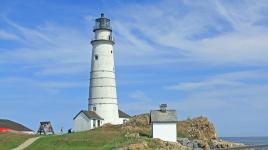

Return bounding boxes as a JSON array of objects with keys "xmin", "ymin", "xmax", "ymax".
[{"xmin": 221, "ymin": 137, "xmax": 268, "ymax": 150}]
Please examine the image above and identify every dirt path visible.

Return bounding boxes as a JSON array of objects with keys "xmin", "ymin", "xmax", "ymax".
[{"xmin": 12, "ymin": 137, "xmax": 40, "ymax": 150}]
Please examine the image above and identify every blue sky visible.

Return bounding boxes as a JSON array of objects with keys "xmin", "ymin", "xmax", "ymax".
[{"xmin": 0, "ymin": 0, "xmax": 268, "ymax": 137}]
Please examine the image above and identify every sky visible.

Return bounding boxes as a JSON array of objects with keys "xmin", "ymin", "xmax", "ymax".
[{"xmin": 0, "ymin": 0, "xmax": 268, "ymax": 137}]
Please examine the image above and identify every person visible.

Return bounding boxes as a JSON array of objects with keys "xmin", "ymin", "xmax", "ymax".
[
  {"xmin": 60, "ymin": 127, "xmax": 63, "ymax": 134},
  {"xmin": 68, "ymin": 128, "xmax": 72, "ymax": 134}
]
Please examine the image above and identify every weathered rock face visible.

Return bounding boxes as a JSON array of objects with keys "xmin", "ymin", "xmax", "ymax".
[
  {"xmin": 121, "ymin": 113, "xmax": 151, "ymax": 137},
  {"xmin": 177, "ymin": 116, "xmax": 217, "ymax": 141},
  {"xmin": 211, "ymin": 139, "xmax": 243, "ymax": 148},
  {"xmin": 177, "ymin": 138, "xmax": 210, "ymax": 150},
  {"xmin": 120, "ymin": 114, "xmax": 247, "ymax": 150},
  {"xmin": 118, "ymin": 138, "xmax": 190, "ymax": 150}
]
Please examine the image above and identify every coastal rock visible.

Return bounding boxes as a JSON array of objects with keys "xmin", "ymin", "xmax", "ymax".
[
  {"xmin": 178, "ymin": 138, "xmax": 210, "ymax": 150},
  {"xmin": 126, "ymin": 141, "xmax": 149, "ymax": 150},
  {"xmin": 210, "ymin": 139, "xmax": 253, "ymax": 149},
  {"xmin": 121, "ymin": 114, "xmax": 249, "ymax": 150},
  {"xmin": 177, "ymin": 116, "xmax": 217, "ymax": 141},
  {"xmin": 121, "ymin": 113, "xmax": 151, "ymax": 137}
]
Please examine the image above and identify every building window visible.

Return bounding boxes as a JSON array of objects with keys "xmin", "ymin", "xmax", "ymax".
[
  {"xmin": 94, "ymin": 55, "xmax": 98, "ymax": 60},
  {"xmin": 97, "ymin": 120, "xmax": 100, "ymax": 127},
  {"xmin": 93, "ymin": 107, "xmax": 96, "ymax": 111},
  {"xmin": 111, "ymin": 50, "xmax": 113, "ymax": 54},
  {"xmin": 93, "ymin": 119, "xmax": 96, "ymax": 128}
]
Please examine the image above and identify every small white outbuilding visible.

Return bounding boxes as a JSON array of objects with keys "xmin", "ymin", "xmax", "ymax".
[
  {"xmin": 73, "ymin": 110, "xmax": 104, "ymax": 132},
  {"xmin": 73, "ymin": 109, "xmax": 130, "ymax": 132},
  {"xmin": 150, "ymin": 104, "xmax": 177, "ymax": 142}
]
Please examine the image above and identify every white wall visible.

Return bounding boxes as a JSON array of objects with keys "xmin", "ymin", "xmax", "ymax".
[
  {"xmin": 152, "ymin": 122, "xmax": 177, "ymax": 142},
  {"xmin": 118, "ymin": 117, "xmax": 129, "ymax": 124},
  {"xmin": 89, "ymin": 28, "xmax": 120, "ymax": 125},
  {"xmin": 73, "ymin": 113, "xmax": 91, "ymax": 132}
]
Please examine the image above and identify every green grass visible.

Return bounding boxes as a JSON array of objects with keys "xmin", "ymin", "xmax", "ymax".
[
  {"xmin": 26, "ymin": 125, "xmax": 140, "ymax": 150},
  {"xmin": 0, "ymin": 132, "xmax": 35, "ymax": 150}
]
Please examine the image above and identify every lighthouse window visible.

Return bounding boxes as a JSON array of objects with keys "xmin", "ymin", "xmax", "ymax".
[
  {"xmin": 93, "ymin": 107, "xmax": 96, "ymax": 111},
  {"xmin": 111, "ymin": 50, "xmax": 113, "ymax": 54},
  {"xmin": 94, "ymin": 55, "xmax": 98, "ymax": 60}
]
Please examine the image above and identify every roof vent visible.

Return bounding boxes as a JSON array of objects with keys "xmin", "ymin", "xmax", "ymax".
[{"xmin": 160, "ymin": 104, "xmax": 167, "ymax": 112}]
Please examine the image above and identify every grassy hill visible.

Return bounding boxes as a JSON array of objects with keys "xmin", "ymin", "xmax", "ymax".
[
  {"xmin": 25, "ymin": 125, "xmax": 137, "ymax": 150},
  {"xmin": 25, "ymin": 124, "xmax": 187, "ymax": 150},
  {"xmin": 25, "ymin": 114, "xmax": 192, "ymax": 150},
  {"xmin": 1, "ymin": 114, "xmax": 230, "ymax": 150},
  {"xmin": 0, "ymin": 132, "xmax": 35, "ymax": 150}
]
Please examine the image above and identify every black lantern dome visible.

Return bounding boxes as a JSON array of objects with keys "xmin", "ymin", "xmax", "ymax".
[{"xmin": 93, "ymin": 13, "xmax": 112, "ymax": 32}]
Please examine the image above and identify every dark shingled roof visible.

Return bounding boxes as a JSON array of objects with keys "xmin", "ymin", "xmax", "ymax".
[
  {"xmin": 150, "ymin": 110, "xmax": 177, "ymax": 123},
  {"xmin": 74, "ymin": 109, "xmax": 130, "ymax": 120},
  {"xmin": 0, "ymin": 119, "xmax": 33, "ymax": 131},
  {"xmin": 73, "ymin": 110, "xmax": 104, "ymax": 120},
  {"xmin": 118, "ymin": 109, "xmax": 131, "ymax": 118}
]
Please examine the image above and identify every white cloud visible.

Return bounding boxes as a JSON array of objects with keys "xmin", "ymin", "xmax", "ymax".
[
  {"xmin": 0, "ymin": 19, "xmax": 90, "ymax": 76},
  {"xmin": 165, "ymin": 70, "xmax": 268, "ymax": 110},
  {"xmin": 0, "ymin": 30, "xmax": 19, "ymax": 40},
  {"xmin": 166, "ymin": 70, "xmax": 268, "ymax": 90},
  {"xmin": 111, "ymin": 0, "xmax": 268, "ymax": 66},
  {"xmin": 0, "ymin": 76, "xmax": 86, "ymax": 94},
  {"xmin": 128, "ymin": 90, "xmax": 151, "ymax": 102}
]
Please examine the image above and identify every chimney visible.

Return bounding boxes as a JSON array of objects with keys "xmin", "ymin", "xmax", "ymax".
[{"xmin": 160, "ymin": 104, "xmax": 167, "ymax": 112}]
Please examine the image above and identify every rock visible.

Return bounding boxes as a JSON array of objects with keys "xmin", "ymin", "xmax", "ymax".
[
  {"xmin": 119, "ymin": 138, "xmax": 190, "ymax": 150},
  {"xmin": 127, "ymin": 141, "xmax": 148, "ymax": 150},
  {"xmin": 177, "ymin": 116, "xmax": 217, "ymax": 141},
  {"xmin": 120, "ymin": 114, "xmax": 248, "ymax": 150},
  {"xmin": 122, "ymin": 113, "xmax": 151, "ymax": 137},
  {"xmin": 177, "ymin": 137, "xmax": 190, "ymax": 146},
  {"xmin": 187, "ymin": 142, "xmax": 194, "ymax": 149},
  {"xmin": 210, "ymin": 139, "xmax": 253, "ymax": 150}
]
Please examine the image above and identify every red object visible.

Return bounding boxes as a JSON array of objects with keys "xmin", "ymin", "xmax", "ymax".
[{"xmin": 0, "ymin": 128, "xmax": 12, "ymax": 132}]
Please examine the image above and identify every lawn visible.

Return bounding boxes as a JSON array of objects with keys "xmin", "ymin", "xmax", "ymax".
[
  {"xmin": 25, "ymin": 125, "xmax": 137, "ymax": 150},
  {"xmin": 0, "ymin": 132, "xmax": 35, "ymax": 150}
]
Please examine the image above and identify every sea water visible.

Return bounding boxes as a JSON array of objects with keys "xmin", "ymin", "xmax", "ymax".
[{"xmin": 221, "ymin": 137, "xmax": 268, "ymax": 150}]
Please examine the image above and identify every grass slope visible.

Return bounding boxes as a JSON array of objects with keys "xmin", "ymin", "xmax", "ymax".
[
  {"xmin": 0, "ymin": 132, "xmax": 35, "ymax": 150},
  {"xmin": 26, "ymin": 125, "xmax": 136, "ymax": 150}
]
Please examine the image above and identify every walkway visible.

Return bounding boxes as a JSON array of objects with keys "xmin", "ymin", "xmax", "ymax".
[{"xmin": 12, "ymin": 137, "xmax": 40, "ymax": 150}]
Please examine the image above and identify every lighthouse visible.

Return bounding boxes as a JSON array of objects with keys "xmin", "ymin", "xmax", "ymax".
[
  {"xmin": 88, "ymin": 13, "xmax": 119, "ymax": 124},
  {"xmin": 73, "ymin": 14, "xmax": 130, "ymax": 132}
]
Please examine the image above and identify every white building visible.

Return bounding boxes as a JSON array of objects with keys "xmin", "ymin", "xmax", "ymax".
[
  {"xmin": 150, "ymin": 104, "xmax": 177, "ymax": 142},
  {"xmin": 73, "ymin": 13, "xmax": 130, "ymax": 132}
]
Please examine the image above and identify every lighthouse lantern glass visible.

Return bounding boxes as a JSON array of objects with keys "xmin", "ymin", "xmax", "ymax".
[{"xmin": 94, "ymin": 17, "xmax": 111, "ymax": 30}]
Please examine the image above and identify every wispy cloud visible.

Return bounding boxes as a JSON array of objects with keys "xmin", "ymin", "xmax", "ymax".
[
  {"xmin": 0, "ymin": 18, "xmax": 90, "ymax": 76},
  {"xmin": 0, "ymin": 30, "xmax": 19, "ymax": 40},
  {"xmin": 166, "ymin": 70, "xmax": 268, "ymax": 90},
  {"xmin": 165, "ymin": 70, "xmax": 268, "ymax": 111},
  {"xmin": 110, "ymin": 0, "xmax": 268, "ymax": 66}
]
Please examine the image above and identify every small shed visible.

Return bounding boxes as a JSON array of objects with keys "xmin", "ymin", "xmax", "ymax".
[
  {"xmin": 150, "ymin": 104, "xmax": 177, "ymax": 142},
  {"xmin": 73, "ymin": 110, "xmax": 104, "ymax": 132},
  {"xmin": 118, "ymin": 109, "xmax": 131, "ymax": 124}
]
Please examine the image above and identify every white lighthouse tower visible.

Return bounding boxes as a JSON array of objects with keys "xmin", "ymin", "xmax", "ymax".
[
  {"xmin": 73, "ymin": 14, "xmax": 130, "ymax": 132},
  {"xmin": 88, "ymin": 13, "xmax": 120, "ymax": 124}
]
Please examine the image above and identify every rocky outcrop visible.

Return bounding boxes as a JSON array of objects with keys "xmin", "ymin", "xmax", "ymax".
[
  {"xmin": 177, "ymin": 138, "xmax": 210, "ymax": 150},
  {"xmin": 120, "ymin": 114, "xmax": 247, "ymax": 150},
  {"xmin": 119, "ymin": 138, "xmax": 190, "ymax": 150},
  {"xmin": 177, "ymin": 117, "xmax": 217, "ymax": 141},
  {"xmin": 121, "ymin": 113, "xmax": 151, "ymax": 137}
]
